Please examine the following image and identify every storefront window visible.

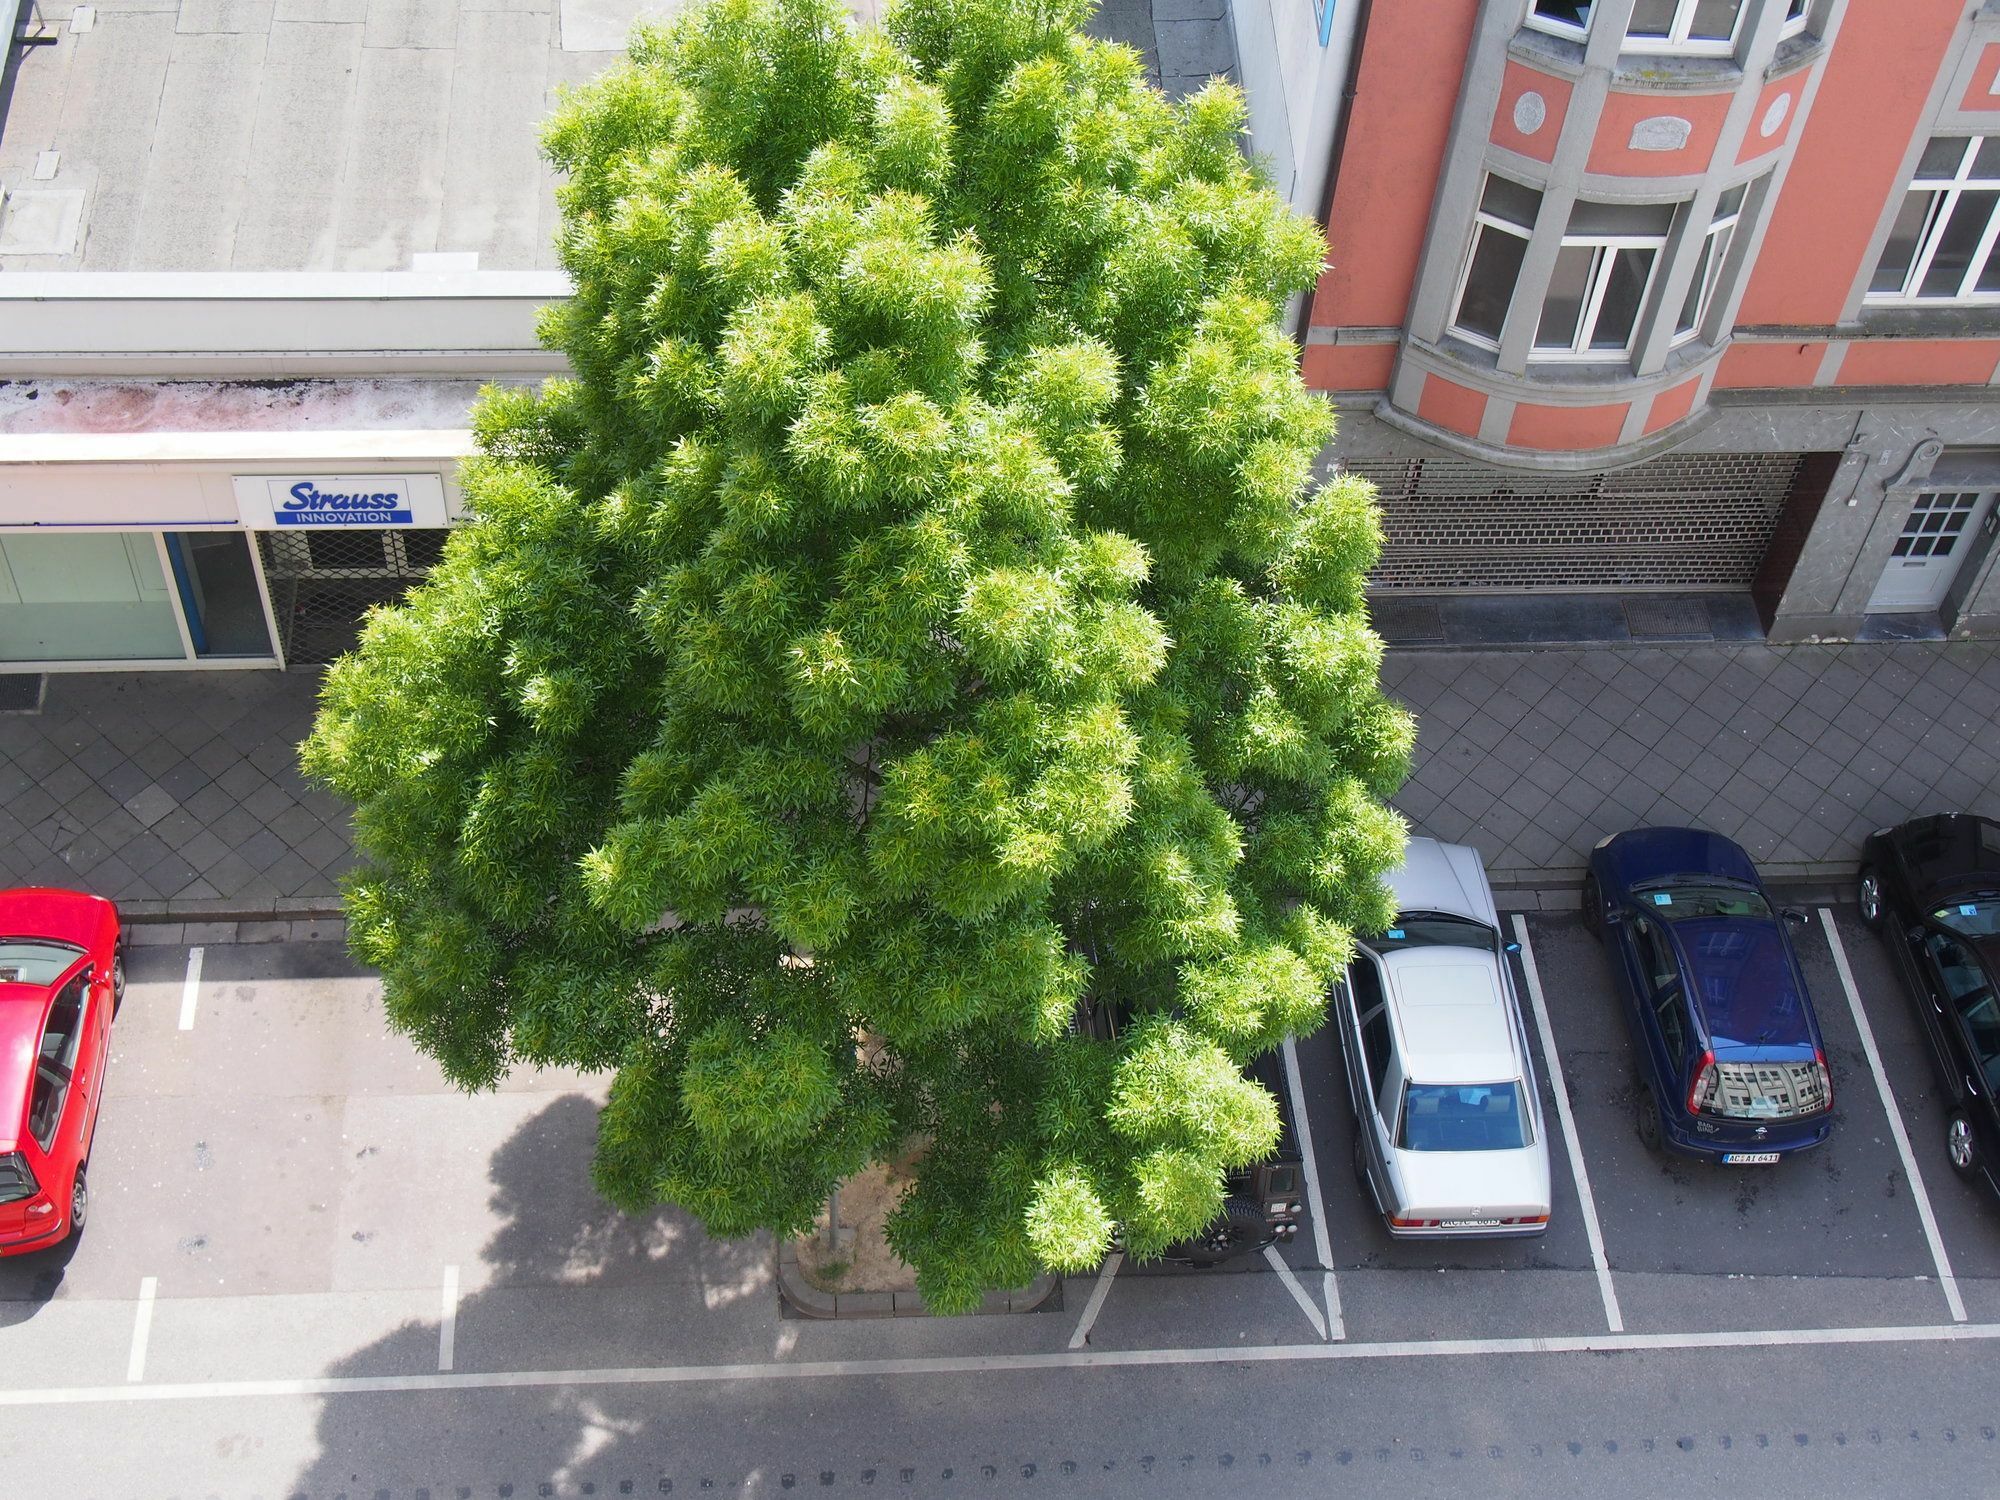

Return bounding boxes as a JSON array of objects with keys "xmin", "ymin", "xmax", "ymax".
[
  {"xmin": 0, "ymin": 533, "xmax": 186, "ymax": 663},
  {"xmin": 164, "ymin": 533, "xmax": 274, "ymax": 658}
]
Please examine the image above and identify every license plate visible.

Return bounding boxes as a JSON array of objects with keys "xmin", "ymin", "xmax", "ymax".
[
  {"xmin": 1722, "ymin": 1152, "xmax": 1780, "ymax": 1165},
  {"xmin": 1439, "ymin": 1219, "xmax": 1501, "ymax": 1228}
]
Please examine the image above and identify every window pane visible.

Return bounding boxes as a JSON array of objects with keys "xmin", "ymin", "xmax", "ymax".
[
  {"xmin": 1536, "ymin": 244, "xmax": 1596, "ymax": 349},
  {"xmin": 1688, "ymin": 0, "xmax": 1741, "ymax": 41},
  {"xmin": 1531, "ymin": 0, "xmax": 1591, "ymax": 27},
  {"xmin": 1919, "ymin": 190, "xmax": 1999, "ymax": 298},
  {"xmin": 1871, "ymin": 191, "xmax": 1936, "ymax": 294},
  {"xmin": 1677, "ymin": 239, "xmax": 1713, "ymax": 334},
  {"xmin": 1975, "ymin": 138, "xmax": 2000, "ymax": 180},
  {"xmin": 1715, "ymin": 183, "xmax": 1747, "ymax": 219},
  {"xmin": 1481, "ymin": 175, "xmax": 1542, "ymax": 230},
  {"xmin": 1590, "ymin": 246, "xmax": 1656, "ymax": 349},
  {"xmin": 1627, "ymin": 0, "xmax": 1676, "ymax": 38},
  {"xmin": 0, "ymin": 533, "xmax": 185, "ymax": 664},
  {"xmin": 1567, "ymin": 198, "xmax": 1675, "ymax": 237},
  {"xmin": 1916, "ymin": 137, "xmax": 1968, "ymax": 181},
  {"xmin": 1455, "ymin": 225, "xmax": 1529, "ymax": 342},
  {"xmin": 1786, "ymin": 0, "xmax": 1808, "ymax": 18},
  {"xmin": 1976, "ymin": 233, "xmax": 2000, "ymax": 293}
]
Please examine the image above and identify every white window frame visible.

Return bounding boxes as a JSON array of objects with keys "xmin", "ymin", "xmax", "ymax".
[
  {"xmin": 1522, "ymin": 0, "xmax": 1591, "ymax": 41},
  {"xmin": 1868, "ymin": 137, "xmax": 2000, "ymax": 305},
  {"xmin": 1778, "ymin": 0, "xmax": 1811, "ymax": 40},
  {"xmin": 1672, "ymin": 189, "xmax": 1746, "ymax": 345},
  {"xmin": 1530, "ymin": 234, "xmax": 1668, "ymax": 361},
  {"xmin": 1448, "ymin": 184, "xmax": 1540, "ymax": 352},
  {"xmin": 1623, "ymin": 0, "xmax": 1745, "ymax": 58}
]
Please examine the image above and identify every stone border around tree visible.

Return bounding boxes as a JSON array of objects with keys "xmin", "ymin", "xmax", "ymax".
[{"xmin": 775, "ymin": 1241, "xmax": 1063, "ymax": 1319}]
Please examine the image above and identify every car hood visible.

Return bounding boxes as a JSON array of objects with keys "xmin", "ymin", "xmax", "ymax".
[
  {"xmin": 1600, "ymin": 827, "xmax": 1760, "ymax": 890},
  {"xmin": 1675, "ymin": 916, "xmax": 1819, "ymax": 1052},
  {"xmin": 1391, "ymin": 1142, "xmax": 1551, "ymax": 1217},
  {"xmin": 1387, "ymin": 838, "xmax": 1497, "ymax": 926}
]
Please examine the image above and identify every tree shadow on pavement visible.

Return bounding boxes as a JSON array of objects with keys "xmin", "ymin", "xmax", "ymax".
[{"xmin": 283, "ymin": 1090, "xmax": 785, "ymax": 1499}]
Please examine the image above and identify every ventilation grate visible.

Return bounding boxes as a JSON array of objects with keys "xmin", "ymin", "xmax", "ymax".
[
  {"xmin": 256, "ymin": 529, "xmax": 448, "ymax": 666},
  {"xmin": 1343, "ymin": 452, "xmax": 1802, "ymax": 591}
]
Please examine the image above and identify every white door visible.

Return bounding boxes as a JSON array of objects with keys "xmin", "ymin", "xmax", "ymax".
[{"xmin": 1867, "ymin": 491, "xmax": 1996, "ymax": 612}]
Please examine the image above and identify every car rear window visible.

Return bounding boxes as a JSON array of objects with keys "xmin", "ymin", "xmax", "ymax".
[
  {"xmin": 1397, "ymin": 1082, "xmax": 1532, "ymax": 1152},
  {"xmin": 0, "ymin": 940, "xmax": 83, "ymax": 986}
]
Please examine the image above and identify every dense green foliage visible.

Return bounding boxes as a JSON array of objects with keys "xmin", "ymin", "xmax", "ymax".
[{"xmin": 303, "ymin": 0, "xmax": 1410, "ymax": 1312}]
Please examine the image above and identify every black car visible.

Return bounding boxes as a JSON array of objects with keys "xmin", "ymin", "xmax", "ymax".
[{"xmin": 1857, "ymin": 813, "xmax": 2000, "ymax": 1195}]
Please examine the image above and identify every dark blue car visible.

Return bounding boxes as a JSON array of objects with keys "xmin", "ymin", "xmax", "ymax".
[{"xmin": 1584, "ymin": 828, "xmax": 1834, "ymax": 1163}]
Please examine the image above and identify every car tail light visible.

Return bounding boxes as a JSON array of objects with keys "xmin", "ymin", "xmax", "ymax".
[
  {"xmin": 1503, "ymin": 1214, "xmax": 1550, "ymax": 1226},
  {"xmin": 1688, "ymin": 1050, "xmax": 1718, "ymax": 1115},
  {"xmin": 1389, "ymin": 1215, "xmax": 1440, "ymax": 1229},
  {"xmin": 1803, "ymin": 1049, "xmax": 1833, "ymax": 1114}
]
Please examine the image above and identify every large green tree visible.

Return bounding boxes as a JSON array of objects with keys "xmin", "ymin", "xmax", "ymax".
[{"xmin": 304, "ymin": 0, "xmax": 1410, "ymax": 1312}]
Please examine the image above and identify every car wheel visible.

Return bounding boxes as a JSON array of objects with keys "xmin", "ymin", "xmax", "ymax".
[
  {"xmin": 68, "ymin": 1167, "xmax": 87, "ymax": 1241},
  {"xmin": 1581, "ymin": 874, "xmax": 1604, "ymax": 940},
  {"xmin": 1857, "ymin": 867, "xmax": 1884, "ymax": 932},
  {"xmin": 1947, "ymin": 1110, "xmax": 1981, "ymax": 1180},
  {"xmin": 112, "ymin": 946, "xmax": 127, "ymax": 1014},
  {"xmin": 1635, "ymin": 1089, "xmax": 1664, "ymax": 1154},
  {"xmin": 1181, "ymin": 1198, "xmax": 1268, "ymax": 1268}
]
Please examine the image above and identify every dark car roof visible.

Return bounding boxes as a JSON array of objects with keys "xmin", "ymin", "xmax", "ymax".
[
  {"xmin": 1670, "ymin": 917, "xmax": 1815, "ymax": 1053},
  {"xmin": 1603, "ymin": 827, "xmax": 1761, "ymax": 889},
  {"xmin": 1893, "ymin": 813, "xmax": 2000, "ymax": 900}
]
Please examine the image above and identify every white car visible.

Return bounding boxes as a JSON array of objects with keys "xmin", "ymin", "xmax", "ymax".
[{"xmin": 1335, "ymin": 838, "xmax": 1552, "ymax": 1238}]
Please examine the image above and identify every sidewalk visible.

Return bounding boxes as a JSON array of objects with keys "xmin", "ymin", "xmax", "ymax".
[
  {"xmin": 1384, "ymin": 638, "xmax": 2000, "ymax": 895},
  {"xmin": 2, "ymin": 637, "xmax": 1995, "ymax": 920}
]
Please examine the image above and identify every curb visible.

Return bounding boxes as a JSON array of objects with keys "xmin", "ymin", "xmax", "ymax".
[
  {"xmin": 775, "ymin": 1241, "xmax": 1063, "ymax": 1320},
  {"xmin": 118, "ymin": 898, "xmax": 348, "ymax": 925}
]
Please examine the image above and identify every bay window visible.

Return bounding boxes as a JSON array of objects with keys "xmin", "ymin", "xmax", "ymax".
[
  {"xmin": 1625, "ymin": 0, "xmax": 1743, "ymax": 56},
  {"xmin": 1674, "ymin": 184, "xmax": 1746, "ymax": 342},
  {"xmin": 1450, "ymin": 176, "xmax": 1544, "ymax": 349},
  {"xmin": 1532, "ymin": 201, "xmax": 1672, "ymax": 360},
  {"xmin": 1524, "ymin": 0, "xmax": 1591, "ymax": 39},
  {"xmin": 1869, "ymin": 137, "xmax": 2000, "ymax": 303}
]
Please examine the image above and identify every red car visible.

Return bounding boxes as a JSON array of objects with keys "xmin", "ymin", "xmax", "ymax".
[{"xmin": 0, "ymin": 889, "xmax": 122, "ymax": 1255}]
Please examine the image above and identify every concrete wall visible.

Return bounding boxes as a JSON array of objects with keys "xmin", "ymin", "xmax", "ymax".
[
  {"xmin": 0, "ymin": 271, "xmax": 570, "ymax": 377},
  {"xmin": 1230, "ymin": 0, "xmax": 1359, "ymax": 216}
]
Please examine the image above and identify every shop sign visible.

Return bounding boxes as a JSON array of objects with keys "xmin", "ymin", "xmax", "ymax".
[{"xmin": 234, "ymin": 474, "xmax": 448, "ymax": 530}]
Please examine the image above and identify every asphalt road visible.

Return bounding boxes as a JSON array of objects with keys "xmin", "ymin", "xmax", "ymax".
[{"xmin": 1, "ymin": 907, "xmax": 1996, "ymax": 1499}]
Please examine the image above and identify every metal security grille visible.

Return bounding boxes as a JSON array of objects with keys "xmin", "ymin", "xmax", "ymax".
[
  {"xmin": 1344, "ymin": 452, "xmax": 1802, "ymax": 591},
  {"xmin": 256, "ymin": 529, "xmax": 449, "ymax": 665}
]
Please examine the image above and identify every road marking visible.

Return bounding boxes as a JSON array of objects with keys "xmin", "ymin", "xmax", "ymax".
[
  {"xmin": 1066, "ymin": 1252, "xmax": 1121, "ymax": 1350},
  {"xmin": 1512, "ymin": 915, "xmax": 1623, "ymax": 1333},
  {"xmin": 1261, "ymin": 1245, "xmax": 1328, "ymax": 1340},
  {"xmin": 13, "ymin": 1319, "xmax": 2000, "ymax": 1408},
  {"xmin": 126, "ymin": 1278, "xmax": 157, "ymax": 1383},
  {"xmin": 439, "ymin": 1265, "xmax": 459, "ymax": 1372},
  {"xmin": 178, "ymin": 948, "xmax": 203, "ymax": 1031},
  {"xmin": 1280, "ymin": 1034, "xmax": 1344, "ymax": 1339},
  {"xmin": 1818, "ymin": 908, "xmax": 1965, "ymax": 1323}
]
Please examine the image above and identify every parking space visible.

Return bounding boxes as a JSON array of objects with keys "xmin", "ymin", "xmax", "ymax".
[
  {"xmin": 1827, "ymin": 907, "xmax": 2000, "ymax": 1320},
  {"xmin": 3, "ymin": 915, "xmax": 1997, "ymax": 1403}
]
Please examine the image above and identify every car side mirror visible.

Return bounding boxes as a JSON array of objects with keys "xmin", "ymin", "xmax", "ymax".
[
  {"xmin": 1602, "ymin": 908, "xmax": 1625, "ymax": 926},
  {"xmin": 1782, "ymin": 907, "xmax": 1809, "ymax": 927}
]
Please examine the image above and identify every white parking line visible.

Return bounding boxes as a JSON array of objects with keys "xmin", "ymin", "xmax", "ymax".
[
  {"xmin": 1818, "ymin": 908, "xmax": 1966, "ymax": 1323},
  {"xmin": 1280, "ymin": 1034, "xmax": 1344, "ymax": 1339},
  {"xmin": 1066, "ymin": 1252, "xmax": 1121, "ymax": 1349},
  {"xmin": 1512, "ymin": 915, "xmax": 1624, "ymax": 1333},
  {"xmin": 1260, "ymin": 1245, "xmax": 1329, "ymax": 1339},
  {"xmin": 125, "ymin": 1278, "xmax": 157, "ymax": 1383},
  {"xmin": 14, "ymin": 1318, "xmax": 2000, "ymax": 1409},
  {"xmin": 438, "ymin": 1265, "xmax": 460, "ymax": 1372},
  {"xmin": 177, "ymin": 948, "xmax": 203, "ymax": 1031}
]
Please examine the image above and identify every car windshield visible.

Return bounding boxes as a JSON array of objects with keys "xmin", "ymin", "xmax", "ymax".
[
  {"xmin": 1397, "ymin": 1081, "xmax": 1532, "ymax": 1152},
  {"xmin": 1633, "ymin": 880, "xmax": 1771, "ymax": 922},
  {"xmin": 1372, "ymin": 912, "xmax": 1497, "ymax": 954},
  {"xmin": 0, "ymin": 939, "xmax": 83, "ymax": 986},
  {"xmin": 1931, "ymin": 893, "xmax": 2000, "ymax": 938}
]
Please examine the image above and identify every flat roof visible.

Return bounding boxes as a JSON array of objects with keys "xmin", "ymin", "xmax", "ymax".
[{"xmin": 0, "ymin": 0, "xmax": 632, "ymax": 273}]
